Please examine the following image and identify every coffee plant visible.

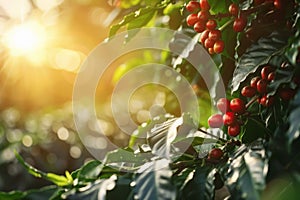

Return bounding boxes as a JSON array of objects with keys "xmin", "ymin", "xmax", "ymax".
[{"xmin": 1, "ymin": 0, "xmax": 300, "ymax": 199}]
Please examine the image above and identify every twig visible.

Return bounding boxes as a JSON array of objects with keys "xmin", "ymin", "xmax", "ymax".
[{"xmin": 198, "ymin": 128, "xmax": 227, "ymax": 143}]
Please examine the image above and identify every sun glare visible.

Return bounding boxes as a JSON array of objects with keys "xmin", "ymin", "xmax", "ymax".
[{"xmin": 3, "ymin": 22, "xmax": 46, "ymax": 56}]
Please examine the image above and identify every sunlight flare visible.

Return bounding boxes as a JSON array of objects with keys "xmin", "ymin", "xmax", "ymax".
[{"xmin": 3, "ymin": 21, "xmax": 46, "ymax": 56}]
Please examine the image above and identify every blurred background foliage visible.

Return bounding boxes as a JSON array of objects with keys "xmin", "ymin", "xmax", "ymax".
[{"xmin": 0, "ymin": 0, "xmax": 212, "ymax": 192}]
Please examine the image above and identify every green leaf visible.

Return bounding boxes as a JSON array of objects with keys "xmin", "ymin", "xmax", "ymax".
[
  {"xmin": 268, "ymin": 68, "xmax": 294, "ymax": 96},
  {"xmin": 0, "ymin": 186, "xmax": 58, "ymax": 200},
  {"xmin": 0, "ymin": 191, "xmax": 25, "ymax": 200},
  {"xmin": 242, "ymin": 118, "xmax": 268, "ymax": 144},
  {"xmin": 231, "ymin": 31, "xmax": 289, "ymax": 93},
  {"xmin": 107, "ymin": 174, "xmax": 133, "ymax": 200},
  {"xmin": 287, "ymin": 89, "xmax": 300, "ymax": 145},
  {"xmin": 25, "ymin": 186, "xmax": 59, "ymax": 200},
  {"xmin": 133, "ymin": 159, "xmax": 176, "ymax": 200},
  {"xmin": 109, "ymin": 7, "xmax": 157, "ymax": 39},
  {"xmin": 14, "ymin": 151, "xmax": 72, "ymax": 187},
  {"xmin": 147, "ymin": 113, "xmax": 196, "ymax": 159},
  {"xmin": 170, "ymin": 28, "xmax": 200, "ymax": 68},
  {"xmin": 223, "ymin": 139, "xmax": 268, "ymax": 200},
  {"xmin": 104, "ymin": 147, "xmax": 152, "ymax": 171},
  {"xmin": 76, "ymin": 160, "xmax": 102, "ymax": 182},
  {"xmin": 172, "ymin": 136, "xmax": 217, "ymax": 146},
  {"xmin": 285, "ymin": 9, "xmax": 300, "ymax": 65},
  {"xmin": 180, "ymin": 167, "xmax": 215, "ymax": 200},
  {"xmin": 129, "ymin": 114, "xmax": 173, "ymax": 148},
  {"xmin": 63, "ymin": 175, "xmax": 118, "ymax": 200}
]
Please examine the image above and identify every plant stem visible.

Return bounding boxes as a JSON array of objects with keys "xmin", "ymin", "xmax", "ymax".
[
  {"xmin": 197, "ymin": 128, "xmax": 227, "ymax": 143},
  {"xmin": 211, "ymin": 12, "xmax": 232, "ymax": 20},
  {"xmin": 241, "ymin": 1, "xmax": 274, "ymax": 16},
  {"xmin": 245, "ymin": 95, "xmax": 260, "ymax": 109},
  {"xmin": 219, "ymin": 19, "xmax": 234, "ymax": 31}
]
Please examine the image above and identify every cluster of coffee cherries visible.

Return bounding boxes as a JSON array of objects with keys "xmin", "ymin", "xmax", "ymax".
[
  {"xmin": 241, "ymin": 65, "xmax": 298, "ymax": 106},
  {"xmin": 208, "ymin": 97, "xmax": 246, "ymax": 137},
  {"xmin": 185, "ymin": 0, "xmax": 225, "ymax": 54},
  {"xmin": 230, "ymin": 4, "xmax": 247, "ymax": 33}
]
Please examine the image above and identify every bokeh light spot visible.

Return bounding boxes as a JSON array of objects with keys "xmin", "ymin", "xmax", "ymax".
[
  {"xmin": 70, "ymin": 146, "xmax": 82, "ymax": 159},
  {"xmin": 55, "ymin": 49, "xmax": 82, "ymax": 72},
  {"xmin": 57, "ymin": 127, "xmax": 69, "ymax": 141},
  {"xmin": 22, "ymin": 135, "xmax": 33, "ymax": 147}
]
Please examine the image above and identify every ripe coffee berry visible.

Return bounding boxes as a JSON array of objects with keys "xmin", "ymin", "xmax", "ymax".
[
  {"xmin": 217, "ymin": 98, "xmax": 230, "ymax": 113},
  {"xmin": 223, "ymin": 112, "xmax": 236, "ymax": 125},
  {"xmin": 208, "ymin": 148, "xmax": 223, "ymax": 160},
  {"xmin": 230, "ymin": 98, "xmax": 246, "ymax": 114},
  {"xmin": 241, "ymin": 86, "xmax": 256, "ymax": 97},
  {"xmin": 260, "ymin": 95, "xmax": 275, "ymax": 107},
  {"xmin": 194, "ymin": 21, "xmax": 206, "ymax": 33},
  {"xmin": 208, "ymin": 48, "xmax": 214, "ymax": 55},
  {"xmin": 209, "ymin": 30, "xmax": 221, "ymax": 41},
  {"xmin": 228, "ymin": 124, "xmax": 240, "ymax": 137},
  {"xmin": 206, "ymin": 20, "xmax": 217, "ymax": 30},
  {"xmin": 250, "ymin": 76, "xmax": 261, "ymax": 88},
  {"xmin": 200, "ymin": 0, "xmax": 210, "ymax": 11},
  {"xmin": 204, "ymin": 38, "xmax": 215, "ymax": 48},
  {"xmin": 233, "ymin": 17, "xmax": 247, "ymax": 32},
  {"xmin": 198, "ymin": 11, "xmax": 209, "ymax": 21},
  {"xmin": 208, "ymin": 114, "xmax": 223, "ymax": 128},
  {"xmin": 213, "ymin": 40, "xmax": 225, "ymax": 54},
  {"xmin": 274, "ymin": 0, "xmax": 282, "ymax": 9},
  {"xmin": 267, "ymin": 72, "xmax": 275, "ymax": 81},
  {"xmin": 200, "ymin": 30, "xmax": 210, "ymax": 44},
  {"xmin": 186, "ymin": 1, "xmax": 200, "ymax": 13},
  {"xmin": 261, "ymin": 65, "xmax": 274, "ymax": 80},
  {"xmin": 187, "ymin": 14, "xmax": 199, "ymax": 26},
  {"xmin": 279, "ymin": 88, "xmax": 296, "ymax": 101},
  {"xmin": 256, "ymin": 79, "xmax": 268, "ymax": 94},
  {"xmin": 229, "ymin": 3, "xmax": 239, "ymax": 16}
]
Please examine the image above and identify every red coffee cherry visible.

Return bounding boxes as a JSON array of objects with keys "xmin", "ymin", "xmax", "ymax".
[
  {"xmin": 267, "ymin": 72, "xmax": 275, "ymax": 81},
  {"xmin": 274, "ymin": 0, "xmax": 282, "ymax": 9},
  {"xmin": 256, "ymin": 79, "xmax": 268, "ymax": 94},
  {"xmin": 213, "ymin": 40, "xmax": 225, "ymax": 54},
  {"xmin": 228, "ymin": 124, "xmax": 241, "ymax": 137},
  {"xmin": 230, "ymin": 98, "xmax": 246, "ymax": 114},
  {"xmin": 260, "ymin": 95, "xmax": 275, "ymax": 107},
  {"xmin": 200, "ymin": 0, "xmax": 211, "ymax": 11},
  {"xmin": 208, "ymin": 148, "xmax": 223, "ymax": 160},
  {"xmin": 200, "ymin": 30, "xmax": 210, "ymax": 44},
  {"xmin": 229, "ymin": 3, "xmax": 239, "ymax": 16},
  {"xmin": 279, "ymin": 88, "xmax": 296, "ymax": 101},
  {"xmin": 198, "ymin": 10, "xmax": 210, "ymax": 21},
  {"xmin": 208, "ymin": 47, "xmax": 214, "ymax": 55},
  {"xmin": 208, "ymin": 114, "xmax": 223, "ymax": 128},
  {"xmin": 241, "ymin": 86, "xmax": 256, "ymax": 97},
  {"xmin": 186, "ymin": 1, "xmax": 200, "ymax": 13},
  {"xmin": 187, "ymin": 13, "xmax": 199, "ymax": 26},
  {"xmin": 217, "ymin": 98, "xmax": 230, "ymax": 113},
  {"xmin": 194, "ymin": 21, "xmax": 206, "ymax": 33},
  {"xmin": 223, "ymin": 112, "xmax": 236, "ymax": 125},
  {"xmin": 233, "ymin": 17, "xmax": 247, "ymax": 32},
  {"xmin": 250, "ymin": 76, "xmax": 261, "ymax": 88},
  {"xmin": 261, "ymin": 65, "xmax": 274, "ymax": 80},
  {"xmin": 206, "ymin": 20, "xmax": 217, "ymax": 30},
  {"xmin": 209, "ymin": 30, "xmax": 221, "ymax": 41},
  {"xmin": 204, "ymin": 38, "xmax": 215, "ymax": 48}
]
